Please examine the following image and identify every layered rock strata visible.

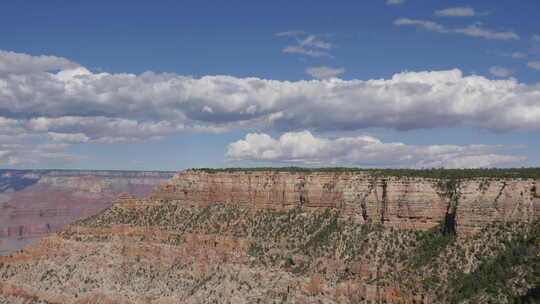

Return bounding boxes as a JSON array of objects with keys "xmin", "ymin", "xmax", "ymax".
[{"xmin": 148, "ymin": 171, "xmax": 540, "ymax": 234}]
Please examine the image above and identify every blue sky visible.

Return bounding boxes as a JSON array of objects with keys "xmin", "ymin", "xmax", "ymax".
[{"xmin": 0, "ymin": 0, "xmax": 539, "ymax": 170}]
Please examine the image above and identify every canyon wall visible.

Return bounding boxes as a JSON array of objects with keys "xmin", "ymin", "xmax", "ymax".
[
  {"xmin": 142, "ymin": 170, "xmax": 540, "ymax": 234},
  {"xmin": 0, "ymin": 170, "xmax": 175, "ymax": 255},
  {"xmin": 2, "ymin": 170, "xmax": 539, "ymax": 303}
]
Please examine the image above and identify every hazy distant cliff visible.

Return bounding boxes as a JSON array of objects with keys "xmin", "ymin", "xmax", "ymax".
[{"xmin": 0, "ymin": 169, "xmax": 175, "ymax": 255}]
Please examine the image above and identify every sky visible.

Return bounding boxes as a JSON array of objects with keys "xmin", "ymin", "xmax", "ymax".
[{"xmin": 1, "ymin": 0, "xmax": 540, "ymax": 170}]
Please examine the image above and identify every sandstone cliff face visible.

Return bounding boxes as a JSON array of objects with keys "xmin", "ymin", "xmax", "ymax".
[
  {"xmin": 0, "ymin": 170, "xmax": 175, "ymax": 255},
  {"xmin": 456, "ymin": 179, "xmax": 540, "ymax": 235},
  {"xmin": 148, "ymin": 171, "xmax": 540, "ymax": 234}
]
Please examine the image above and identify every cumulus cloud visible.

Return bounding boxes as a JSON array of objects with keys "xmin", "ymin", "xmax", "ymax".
[
  {"xmin": 386, "ymin": 0, "xmax": 404, "ymax": 5},
  {"xmin": 0, "ymin": 50, "xmax": 79, "ymax": 74},
  {"xmin": 528, "ymin": 61, "xmax": 540, "ymax": 70},
  {"xmin": 3, "ymin": 51, "xmax": 540, "ymax": 134},
  {"xmin": 305, "ymin": 66, "xmax": 345, "ymax": 79},
  {"xmin": 226, "ymin": 131, "xmax": 525, "ymax": 168},
  {"xmin": 435, "ymin": 7, "xmax": 476, "ymax": 17},
  {"xmin": 2, "ymin": 50, "xmax": 540, "ymax": 166},
  {"xmin": 395, "ymin": 19, "xmax": 519, "ymax": 40},
  {"xmin": 489, "ymin": 66, "xmax": 513, "ymax": 77},
  {"xmin": 277, "ymin": 31, "xmax": 334, "ymax": 57}
]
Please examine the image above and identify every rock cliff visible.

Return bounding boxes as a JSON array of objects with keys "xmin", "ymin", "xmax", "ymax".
[{"xmin": 148, "ymin": 170, "xmax": 540, "ymax": 235}]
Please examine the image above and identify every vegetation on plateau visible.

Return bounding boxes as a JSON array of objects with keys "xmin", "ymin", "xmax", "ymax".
[{"xmin": 190, "ymin": 167, "xmax": 540, "ymax": 179}]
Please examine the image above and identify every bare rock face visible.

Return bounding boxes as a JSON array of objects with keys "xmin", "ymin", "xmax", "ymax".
[
  {"xmin": 0, "ymin": 170, "xmax": 175, "ymax": 256},
  {"xmin": 148, "ymin": 171, "xmax": 540, "ymax": 234},
  {"xmin": 456, "ymin": 179, "xmax": 540, "ymax": 234},
  {"xmin": 150, "ymin": 172, "xmax": 448, "ymax": 229}
]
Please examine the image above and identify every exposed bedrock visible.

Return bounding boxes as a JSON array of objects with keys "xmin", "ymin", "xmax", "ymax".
[{"xmin": 144, "ymin": 171, "xmax": 540, "ymax": 234}]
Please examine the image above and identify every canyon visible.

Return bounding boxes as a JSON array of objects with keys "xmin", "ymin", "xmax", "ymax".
[
  {"xmin": 0, "ymin": 170, "xmax": 175, "ymax": 255},
  {"xmin": 0, "ymin": 169, "xmax": 539, "ymax": 303}
]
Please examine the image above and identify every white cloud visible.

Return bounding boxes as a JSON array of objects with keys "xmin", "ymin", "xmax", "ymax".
[
  {"xmin": 305, "ymin": 66, "xmax": 345, "ymax": 79},
  {"xmin": 394, "ymin": 18, "xmax": 448, "ymax": 33},
  {"xmin": 455, "ymin": 24, "xmax": 519, "ymax": 40},
  {"xmin": 282, "ymin": 46, "xmax": 329, "ymax": 57},
  {"xmin": 277, "ymin": 31, "xmax": 334, "ymax": 57},
  {"xmin": 0, "ymin": 50, "xmax": 79, "ymax": 74},
  {"xmin": 532, "ymin": 34, "xmax": 540, "ymax": 42},
  {"xmin": 435, "ymin": 7, "xmax": 475, "ymax": 17},
  {"xmin": 3, "ymin": 50, "xmax": 540, "ymax": 166},
  {"xmin": 299, "ymin": 35, "xmax": 333, "ymax": 50},
  {"xmin": 386, "ymin": 0, "xmax": 404, "ymax": 5},
  {"xmin": 3, "ymin": 51, "xmax": 540, "ymax": 134},
  {"xmin": 47, "ymin": 132, "xmax": 89, "ymax": 144},
  {"xmin": 0, "ymin": 131, "xmax": 83, "ymax": 167},
  {"xmin": 489, "ymin": 66, "xmax": 513, "ymax": 77},
  {"xmin": 226, "ymin": 131, "xmax": 526, "ymax": 168},
  {"xmin": 395, "ymin": 19, "xmax": 520, "ymax": 40},
  {"xmin": 0, "ymin": 51, "xmax": 540, "ymax": 135},
  {"xmin": 528, "ymin": 61, "xmax": 540, "ymax": 70}
]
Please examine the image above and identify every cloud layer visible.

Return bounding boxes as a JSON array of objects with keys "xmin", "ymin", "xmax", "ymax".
[
  {"xmin": 1, "ymin": 50, "xmax": 539, "ymax": 166},
  {"xmin": 226, "ymin": 131, "xmax": 525, "ymax": 168}
]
